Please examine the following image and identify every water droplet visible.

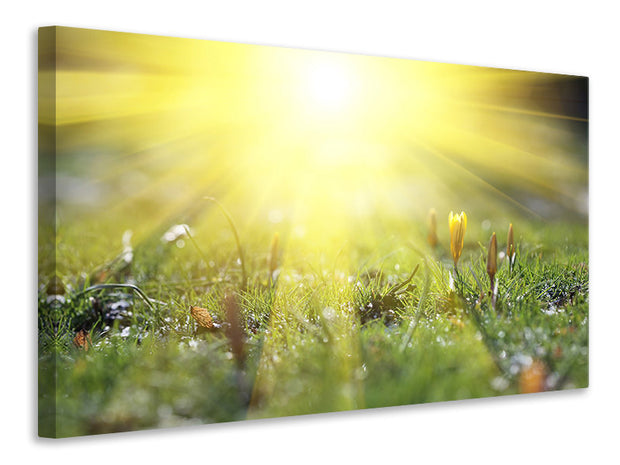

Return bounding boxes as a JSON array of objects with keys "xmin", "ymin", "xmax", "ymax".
[
  {"xmin": 268, "ymin": 209, "xmax": 284, "ymax": 223},
  {"xmin": 322, "ymin": 307, "xmax": 336, "ymax": 321},
  {"xmin": 162, "ymin": 224, "xmax": 191, "ymax": 243},
  {"xmin": 491, "ymin": 376, "xmax": 510, "ymax": 391}
]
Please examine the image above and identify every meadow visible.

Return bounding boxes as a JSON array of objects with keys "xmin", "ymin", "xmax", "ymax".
[{"xmin": 38, "ymin": 197, "xmax": 588, "ymax": 437}]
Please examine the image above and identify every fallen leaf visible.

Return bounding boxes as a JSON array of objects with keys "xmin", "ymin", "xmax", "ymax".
[
  {"xmin": 519, "ymin": 360, "xmax": 546, "ymax": 394},
  {"xmin": 73, "ymin": 329, "xmax": 91, "ymax": 351},
  {"xmin": 190, "ymin": 305, "xmax": 214, "ymax": 329}
]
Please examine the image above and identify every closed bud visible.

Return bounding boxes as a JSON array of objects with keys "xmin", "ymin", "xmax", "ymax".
[
  {"xmin": 427, "ymin": 209, "xmax": 438, "ymax": 248},
  {"xmin": 507, "ymin": 223, "xmax": 515, "ymax": 262},
  {"xmin": 487, "ymin": 232, "xmax": 497, "ymax": 287}
]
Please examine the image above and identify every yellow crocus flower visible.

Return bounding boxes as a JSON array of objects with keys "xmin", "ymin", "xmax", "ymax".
[{"xmin": 449, "ymin": 211, "xmax": 467, "ymax": 267}]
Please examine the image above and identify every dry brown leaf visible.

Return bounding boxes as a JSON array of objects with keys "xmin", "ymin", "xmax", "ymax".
[
  {"xmin": 190, "ymin": 305, "xmax": 214, "ymax": 329},
  {"xmin": 519, "ymin": 360, "xmax": 547, "ymax": 394},
  {"xmin": 73, "ymin": 329, "xmax": 91, "ymax": 351}
]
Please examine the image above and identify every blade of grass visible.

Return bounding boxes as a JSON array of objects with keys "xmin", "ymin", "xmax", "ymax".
[
  {"xmin": 400, "ymin": 261, "xmax": 428, "ymax": 352},
  {"xmin": 76, "ymin": 283, "xmax": 158, "ymax": 312},
  {"xmin": 204, "ymin": 197, "xmax": 247, "ymax": 288}
]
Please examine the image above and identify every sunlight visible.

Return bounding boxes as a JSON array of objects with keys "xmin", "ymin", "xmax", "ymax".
[
  {"xmin": 305, "ymin": 58, "xmax": 355, "ymax": 113},
  {"xmin": 46, "ymin": 27, "xmax": 589, "ymax": 264}
]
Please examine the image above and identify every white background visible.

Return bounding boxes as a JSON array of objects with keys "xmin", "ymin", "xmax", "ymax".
[{"xmin": 2, "ymin": 1, "xmax": 619, "ymax": 463}]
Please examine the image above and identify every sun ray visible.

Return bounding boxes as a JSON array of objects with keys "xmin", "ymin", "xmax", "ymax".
[
  {"xmin": 407, "ymin": 133, "xmax": 545, "ymax": 220},
  {"xmin": 455, "ymin": 100, "xmax": 588, "ymax": 122}
]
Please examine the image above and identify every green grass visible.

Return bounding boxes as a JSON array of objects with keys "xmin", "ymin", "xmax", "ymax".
[{"xmin": 38, "ymin": 207, "xmax": 588, "ymax": 438}]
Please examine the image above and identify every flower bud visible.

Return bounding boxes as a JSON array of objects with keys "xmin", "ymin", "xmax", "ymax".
[
  {"xmin": 427, "ymin": 209, "xmax": 438, "ymax": 248},
  {"xmin": 507, "ymin": 223, "xmax": 515, "ymax": 263},
  {"xmin": 487, "ymin": 232, "xmax": 497, "ymax": 287}
]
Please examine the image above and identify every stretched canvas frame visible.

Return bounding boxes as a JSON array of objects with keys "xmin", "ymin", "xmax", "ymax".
[{"xmin": 38, "ymin": 26, "xmax": 588, "ymax": 438}]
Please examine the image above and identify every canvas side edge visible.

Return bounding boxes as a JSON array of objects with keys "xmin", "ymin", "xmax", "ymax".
[{"xmin": 37, "ymin": 26, "xmax": 59, "ymax": 439}]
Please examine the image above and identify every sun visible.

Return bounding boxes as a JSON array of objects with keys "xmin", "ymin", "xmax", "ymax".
[{"xmin": 305, "ymin": 59, "xmax": 354, "ymax": 112}]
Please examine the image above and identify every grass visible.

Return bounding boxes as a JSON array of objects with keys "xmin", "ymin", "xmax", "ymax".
[{"xmin": 38, "ymin": 201, "xmax": 588, "ymax": 438}]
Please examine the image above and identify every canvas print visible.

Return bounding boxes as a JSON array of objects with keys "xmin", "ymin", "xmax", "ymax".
[{"xmin": 38, "ymin": 27, "xmax": 588, "ymax": 438}]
